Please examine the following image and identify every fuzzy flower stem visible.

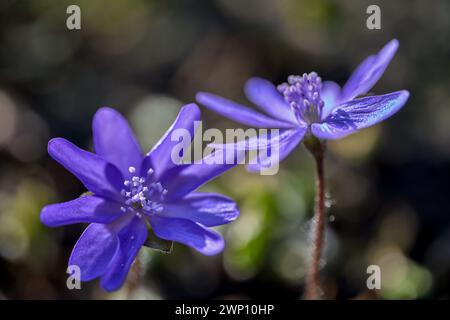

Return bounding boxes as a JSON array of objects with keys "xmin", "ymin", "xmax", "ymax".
[{"xmin": 304, "ymin": 135, "xmax": 326, "ymax": 299}]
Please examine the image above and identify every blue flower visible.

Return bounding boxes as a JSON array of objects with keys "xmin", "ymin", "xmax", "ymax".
[
  {"xmin": 196, "ymin": 39, "xmax": 409, "ymax": 171},
  {"xmin": 40, "ymin": 104, "xmax": 239, "ymax": 291}
]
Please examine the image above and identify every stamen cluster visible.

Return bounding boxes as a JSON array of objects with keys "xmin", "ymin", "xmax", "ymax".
[
  {"xmin": 120, "ymin": 166, "xmax": 167, "ymax": 217},
  {"xmin": 277, "ymin": 72, "xmax": 324, "ymax": 124}
]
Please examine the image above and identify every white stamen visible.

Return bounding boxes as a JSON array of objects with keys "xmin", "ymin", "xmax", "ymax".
[{"xmin": 121, "ymin": 166, "xmax": 167, "ymax": 217}]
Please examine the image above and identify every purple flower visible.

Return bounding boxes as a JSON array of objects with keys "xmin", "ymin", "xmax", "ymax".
[
  {"xmin": 196, "ymin": 39, "xmax": 409, "ymax": 171},
  {"xmin": 40, "ymin": 104, "xmax": 240, "ymax": 291}
]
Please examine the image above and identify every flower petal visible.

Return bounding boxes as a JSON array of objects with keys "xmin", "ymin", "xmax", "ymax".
[
  {"xmin": 320, "ymin": 81, "xmax": 341, "ymax": 118},
  {"xmin": 100, "ymin": 216, "xmax": 147, "ymax": 292},
  {"xmin": 48, "ymin": 138, "xmax": 123, "ymax": 201},
  {"xmin": 150, "ymin": 216, "xmax": 224, "ymax": 255},
  {"xmin": 142, "ymin": 103, "xmax": 200, "ymax": 179},
  {"xmin": 40, "ymin": 196, "xmax": 122, "ymax": 227},
  {"xmin": 245, "ymin": 128, "xmax": 306, "ymax": 172},
  {"xmin": 340, "ymin": 39, "xmax": 399, "ymax": 101},
  {"xmin": 244, "ymin": 77, "xmax": 297, "ymax": 124},
  {"xmin": 205, "ymin": 128, "xmax": 305, "ymax": 172},
  {"xmin": 162, "ymin": 192, "xmax": 239, "ymax": 227},
  {"xmin": 93, "ymin": 107, "xmax": 144, "ymax": 178},
  {"xmin": 196, "ymin": 92, "xmax": 295, "ymax": 128},
  {"xmin": 209, "ymin": 128, "xmax": 304, "ymax": 151},
  {"xmin": 311, "ymin": 90, "xmax": 409, "ymax": 140},
  {"xmin": 160, "ymin": 147, "xmax": 244, "ymax": 201},
  {"xmin": 69, "ymin": 223, "xmax": 120, "ymax": 281}
]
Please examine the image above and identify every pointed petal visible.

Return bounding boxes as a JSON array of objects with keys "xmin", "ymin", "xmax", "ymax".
[
  {"xmin": 340, "ymin": 39, "xmax": 399, "ymax": 101},
  {"xmin": 320, "ymin": 81, "xmax": 341, "ymax": 118},
  {"xmin": 40, "ymin": 196, "xmax": 122, "ymax": 227},
  {"xmin": 196, "ymin": 92, "xmax": 295, "ymax": 128},
  {"xmin": 150, "ymin": 216, "xmax": 224, "ymax": 255},
  {"xmin": 163, "ymin": 192, "xmax": 239, "ymax": 227},
  {"xmin": 244, "ymin": 77, "xmax": 297, "ymax": 124},
  {"xmin": 48, "ymin": 138, "xmax": 123, "ymax": 201},
  {"xmin": 93, "ymin": 107, "xmax": 144, "ymax": 178},
  {"xmin": 160, "ymin": 147, "xmax": 244, "ymax": 201},
  {"xmin": 206, "ymin": 128, "xmax": 306, "ymax": 172},
  {"xmin": 100, "ymin": 216, "xmax": 147, "ymax": 292},
  {"xmin": 69, "ymin": 223, "xmax": 120, "ymax": 281},
  {"xmin": 142, "ymin": 103, "xmax": 200, "ymax": 179},
  {"xmin": 311, "ymin": 90, "xmax": 409, "ymax": 140},
  {"xmin": 245, "ymin": 127, "xmax": 306, "ymax": 172}
]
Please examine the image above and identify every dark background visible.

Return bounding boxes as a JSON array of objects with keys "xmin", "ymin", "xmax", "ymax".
[{"xmin": 0, "ymin": 0, "xmax": 449, "ymax": 299}]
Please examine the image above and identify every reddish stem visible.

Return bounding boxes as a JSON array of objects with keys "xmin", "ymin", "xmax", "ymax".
[{"xmin": 304, "ymin": 151, "xmax": 326, "ymax": 299}]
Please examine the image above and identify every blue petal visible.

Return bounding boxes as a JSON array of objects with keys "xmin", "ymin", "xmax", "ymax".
[
  {"xmin": 48, "ymin": 138, "xmax": 123, "ymax": 201},
  {"xmin": 69, "ymin": 223, "xmax": 120, "ymax": 281},
  {"xmin": 245, "ymin": 128, "xmax": 307, "ymax": 172},
  {"xmin": 206, "ymin": 128, "xmax": 306, "ymax": 172},
  {"xmin": 142, "ymin": 103, "xmax": 200, "ymax": 179},
  {"xmin": 320, "ymin": 81, "xmax": 341, "ymax": 119},
  {"xmin": 160, "ymin": 147, "xmax": 245, "ymax": 201},
  {"xmin": 196, "ymin": 92, "xmax": 296, "ymax": 129},
  {"xmin": 244, "ymin": 77, "xmax": 297, "ymax": 124},
  {"xmin": 340, "ymin": 39, "xmax": 399, "ymax": 102},
  {"xmin": 41, "ymin": 196, "xmax": 123, "ymax": 227},
  {"xmin": 93, "ymin": 107, "xmax": 144, "ymax": 178},
  {"xmin": 100, "ymin": 216, "xmax": 147, "ymax": 292},
  {"xmin": 150, "ymin": 215, "xmax": 224, "ymax": 255},
  {"xmin": 162, "ymin": 192, "xmax": 239, "ymax": 227},
  {"xmin": 311, "ymin": 90, "xmax": 409, "ymax": 140}
]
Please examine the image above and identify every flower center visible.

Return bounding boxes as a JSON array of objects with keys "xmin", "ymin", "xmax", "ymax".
[
  {"xmin": 120, "ymin": 166, "xmax": 167, "ymax": 218},
  {"xmin": 277, "ymin": 72, "xmax": 324, "ymax": 124}
]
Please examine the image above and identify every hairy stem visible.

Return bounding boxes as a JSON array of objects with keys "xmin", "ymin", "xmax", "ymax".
[{"xmin": 304, "ymin": 140, "xmax": 326, "ymax": 299}]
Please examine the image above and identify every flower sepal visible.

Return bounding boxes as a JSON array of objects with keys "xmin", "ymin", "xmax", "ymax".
[
  {"xmin": 144, "ymin": 224, "xmax": 173, "ymax": 254},
  {"xmin": 303, "ymin": 133, "xmax": 325, "ymax": 159},
  {"xmin": 79, "ymin": 191, "xmax": 94, "ymax": 198}
]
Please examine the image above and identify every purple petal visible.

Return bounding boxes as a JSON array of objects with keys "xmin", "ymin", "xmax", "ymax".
[
  {"xmin": 142, "ymin": 103, "xmax": 200, "ymax": 179},
  {"xmin": 150, "ymin": 216, "xmax": 224, "ymax": 255},
  {"xmin": 244, "ymin": 77, "xmax": 297, "ymax": 124},
  {"xmin": 69, "ymin": 223, "xmax": 120, "ymax": 281},
  {"xmin": 246, "ymin": 128, "xmax": 306, "ymax": 172},
  {"xmin": 48, "ymin": 138, "xmax": 123, "ymax": 201},
  {"xmin": 40, "ymin": 196, "xmax": 122, "ymax": 227},
  {"xmin": 311, "ymin": 90, "xmax": 409, "ymax": 140},
  {"xmin": 320, "ymin": 81, "xmax": 341, "ymax": 119},
  {"xmin": 160, "ymin": 147, "xmax": 244, "ymax": 201},
  {"xmin": 93, "ymin": 107, "xmax": 144, "ymax": 178},
  {"xmin": 209, "ymin": 128, "xmax": 304, "ymax": 151},
  {"xmin": 340, "ymin": 39, "xmax": 399, "ymax": 102},
  {"xmin": 196, "ymin": 92, "xmax": 295, "ymax": 129},
  {"xmin": 100, "ymin": 216, "xmax": 147, "ymax": 292},
  {"xmin": 162, "ymin": 192, "xmax": 239, "ymax": 227}
]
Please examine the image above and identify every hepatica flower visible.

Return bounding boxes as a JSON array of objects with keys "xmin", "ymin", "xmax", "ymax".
[
  {"xmin": 197, "ymin": 39, "xmax": 410, "ymax": 299},
  {"xmin": 40, "ymin": 104, "xmax": 239, "ymax": 291},
  {"xmin": 196, "ymin": 39, "xmax": 409, "ymax": 170}
]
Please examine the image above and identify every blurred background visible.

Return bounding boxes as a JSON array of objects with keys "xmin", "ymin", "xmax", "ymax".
[{"xmin": 0, "ymin": 0, "xmax": 449, "ymax": 299}]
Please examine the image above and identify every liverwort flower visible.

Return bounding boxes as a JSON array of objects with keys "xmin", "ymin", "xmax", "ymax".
[
  {"xmin": 40, "ymin": 104, "xmax": 240, "ymax": 291},
  {"xmin": 197, "ymin": 39, "xmax": 410, "ymax": 299},
  {"xmin": 196, "ymin": 39, "xmax": 409, "ymax": 171}
]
